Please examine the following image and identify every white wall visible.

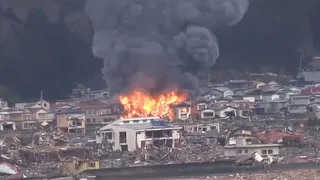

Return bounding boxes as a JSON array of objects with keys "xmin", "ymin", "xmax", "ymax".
[
  {"xmin": 262, "ymin": 94, "xmax": 280, "ymax": 102},
  {"xmin": 291, "ymin": 97, "xmax": 309, "ymax": 105},
  {"xmin": 243, "ymin": 97, "xmax": 255, "ymax": 102},
  {"xmin": 224, "ymin": 146, "xmax": 280, "ymax": 157},
  {"xmin": 223, "ymin": 90, "xmax": 234, "ymax": 98}
]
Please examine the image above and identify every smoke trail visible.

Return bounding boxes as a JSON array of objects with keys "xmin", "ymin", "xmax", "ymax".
[{"xmin": 85, "ymin": 0, "xmax": 249, "ymax": 95}]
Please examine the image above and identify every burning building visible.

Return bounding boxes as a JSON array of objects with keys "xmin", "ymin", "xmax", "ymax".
[
  {"xmin": 119, "ymin": 90, "xmax": 188, "ymax": 120},
  {"xmin": 85, "ymin": 0, "xmax": 250, "ymax": 118}
]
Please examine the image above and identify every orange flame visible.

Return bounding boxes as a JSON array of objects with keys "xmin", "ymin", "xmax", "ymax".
[{"xmin": 119, "ymin": 90, "xmax": 187, "ymax": 119}]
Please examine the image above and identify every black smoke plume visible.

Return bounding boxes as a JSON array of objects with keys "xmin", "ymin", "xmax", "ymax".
[{"xmin": 85, "ymin": 0, "xmax": 249, "ymax": 95}]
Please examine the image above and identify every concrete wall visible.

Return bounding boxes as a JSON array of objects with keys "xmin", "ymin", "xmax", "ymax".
[{"xmin": 112, "ymin": 126, "xmax": 137, "ymax": 152}]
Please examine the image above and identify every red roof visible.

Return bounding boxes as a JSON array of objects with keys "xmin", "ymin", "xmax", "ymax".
[
  {"xmin": 300, "ymin": 86, "xmax": 320, "ymax": 95},
  {"xmin": 256, "ymin": 131, "xmax": 300, "ymax": 144}
]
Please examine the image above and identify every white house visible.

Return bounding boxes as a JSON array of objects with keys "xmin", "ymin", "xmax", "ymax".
[
  {"xmin": 83, "ymin": 89, "xmax": 110, "ymax": 99},
  {"xmin": 224, "ymin": 137, "xmax": 282, "ymax": 157},
  {"xmin": 96, "ymin": 117, "xmax": 182, "ymax": 152},
  {"xmin": 183, "ymin": 123, "xmax": 220, "ymax": 133},
  {"xmin": 196, "ymin": 102, "xmax": 209, "ymax": 111},
  {"xmin": 215, "ymin": 107, "xmax": 237, "ymax": 118},
  {"xmin": 171, "ymin": 103, "xmax": 192, "ymax": 120},
  {"xmin": 210, "ymin": 87, "xmax": 234, "ymax": 99},
  {"xmin": 15, "ymin": 100, "xmax": 50, "ymax": 111},
  {"xmin": 262, "ymin": 93, "xmax": 280, "ymax": 102},
  {"xmin": 290, "ymin": 95, "xmax": 320, "ymax": 105}
]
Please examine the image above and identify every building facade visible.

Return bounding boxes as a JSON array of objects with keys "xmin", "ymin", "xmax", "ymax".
[
  {"xmin": 224, "ymin": 137, "xmax": 282, "ymax": 157},
  {"xmin": 56, "ymin": 108, "xmax": 86, "ymax": 134},
  {"xmin": 96, "ymin": 117, "xmax": 182, "ymax": 152}
]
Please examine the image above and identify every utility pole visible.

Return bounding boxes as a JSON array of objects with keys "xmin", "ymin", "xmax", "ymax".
[
  {"xmin": 40, "ymin": 90, "xmax": 43, "ymax": 100},
  {"xmin": 297, "ymin": 44, "xmax": 306, "ymax": 72}
]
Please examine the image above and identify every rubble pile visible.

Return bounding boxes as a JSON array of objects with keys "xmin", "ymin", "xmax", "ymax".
[
  {"xmin": 98, "ymin": 144, "xmax": 225, "ymax": 168},
  {"xmin": 0, "ymin": 130, "xmax": 96, "ymax": 177},
  {"xmin": 1, "ymin": 113, "xmax": 320, "ymax": 178}
]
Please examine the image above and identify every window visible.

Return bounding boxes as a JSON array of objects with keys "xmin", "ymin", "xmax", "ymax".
[
  {"xmin": 76, "ymin": 121, "xmax": 82, "ymax": 126},
  {"xmin": 89, "ymin": 162, "xmax": 96, "ymax": 168},
  {"xmin": 87, "ymin": 118, "xmax": 91, "ymax": 123},
  {"xmin": 198, "ymin": 104, "xmax": 206, "ymax": 110},
  {"xmin": 87, "ymin": 110, "xmax": 92, "ymax": 115},
  {"xmin": 268, "ymin": 149, "xmax": 273, "ymax": 154},
  {"xmin": 203, "ymin": 112, "xmax": 214, "ymax": 117},
  {"xmin": 23, "ymin": 114, "xmax": 31, "ymax": 121},
  {"xmin": 106, "ymin": 132, "xmax": 112, "ymax": 140},
  {"xmin": 106, "ymin": 109, "xmax": 112, "ymax": 115},
  {"xmin": 119, "ymin": 132, "xmax": 127, "ymax": 143},
  {"xmin": 123, "ymin": 121, "xmax": 129, "ymax": 124},
  {"xmin": 133, "ymin": 120, "xmax": 139, "ymax": 123},
  {"xmin": 262, "ymin": 150, "xmax": 267, "ymax": 155},
  {"xmin": 142, "ymin": 120, "xmax": 148, "ymax": 122},
  {"xmin": 237, "ymin": 149, "xmax": 242, "ymax": 154},
  {"xmin": 38, "ymin": 113, "xmax": 46, "ymax": 120},
  {"xmin": 92, "ymin": 118, "xmax": 96, "ymax": 123},
  {"xmin": 24, "ymin": 123, "xmax": 35, "ymax": 129},
  {"xmin": 245, "ymin": 149, "xmax": 248, "ymax": 154}
]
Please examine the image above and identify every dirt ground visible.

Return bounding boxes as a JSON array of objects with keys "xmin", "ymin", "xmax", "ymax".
[{"xmin": 171, "ymin": 169, "xmax": 320, "ymax": 180}]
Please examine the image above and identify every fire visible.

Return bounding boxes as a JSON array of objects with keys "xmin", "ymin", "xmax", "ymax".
[{"xmin": 119, "ymin": 90, "xmax": 187, "ymax": 119}]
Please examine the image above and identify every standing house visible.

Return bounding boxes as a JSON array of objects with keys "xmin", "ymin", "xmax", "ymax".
[
  {"xmin": 0, "ymin": 108, "xmax": 26, "ymax": 130},
  {"xmin": 55, "ymin": 108, "xmax": 86, "ymax": 134},
  {"xmin": 195, "ymin": 102, "xmax": 209, "ymax": 111},
  {"xmin": 19, "ymin": 107, "xmax": 54, "ymax": 130},
  {"xmin": 83, "ymin": 89, "xmax": 110, "ymax": 99},
  {"xmin": 79, "ymin": 99, "xmax": 119, "ymax": 125},
  {"xmin": 214, "ymin": 107, "xmax": 237, "ymax": 118},
  {"xmin": 171, "ymin": 102, "xmax": 192, "ymax": 120},
  {"xmin": 96, "ymin": 117, "xmax": 182, "ymax": 152},
  {"xmin": 15, "ymin": 100, "xmax": 50, "ymax": 111},
  {"xmin": 290, "ymin": 94, "xmax": 320, "ymax": 105},
  {"xmin": 210, "ymin": 87, "xmax": 234, "ymax": 99},
  {"xmin": 183, "ymin": 122, "xmax": 220, "ymax": 133},
  {"xmin": 269, "ymin": 100, "xmax": 288, "ymax": 114},
  {"xmin": 262, "ymin": 93, "xmax": 280, "ymax": 102},
  {"xmin": 227, "ymin": 80, "xmax": 250, "ymax": 90},
  {"xmin": 224, "ymin": 137, "xmax": 282, "ymax": 157},
  {"xmin": 233, "ymin": 88, "xmax": 246, "ymax": 96}
]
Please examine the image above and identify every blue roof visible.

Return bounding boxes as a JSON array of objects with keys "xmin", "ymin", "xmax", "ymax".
[{"xmin": 151, "ymin": 119, "xmax": 173, "ymax": 127}]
